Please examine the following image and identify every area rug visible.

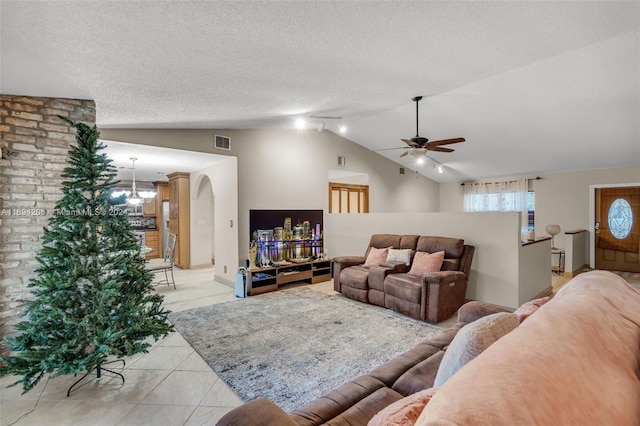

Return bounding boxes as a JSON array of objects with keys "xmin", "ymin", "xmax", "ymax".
[{"xmin": 168, "ymin": 287, "xmax": 444, "ymax": 411}]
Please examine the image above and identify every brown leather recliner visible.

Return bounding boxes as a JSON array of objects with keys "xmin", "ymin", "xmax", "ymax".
[
  {"xmin": 333, "ymin": 234, "xmax": 419, "ymax": 303},
  {"xmin": 383, "ymin": 236, "xmax": 475, "ymax": 323}
]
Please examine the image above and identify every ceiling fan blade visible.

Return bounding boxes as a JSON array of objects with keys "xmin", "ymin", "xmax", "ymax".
[
  {"xmin": 401, "ymin": 138, "xmax": 420, "ymax": 148},
  {"xmin": 427, "ymin": 137, "xmax": 466, "ymax": 147},
  {"xmin": 399, "ymin": 150, "xmax": 409, "ymax": 157},
  {"xmin": 428, "ymin": 146, "xmax": 455, "ymax": 153}
]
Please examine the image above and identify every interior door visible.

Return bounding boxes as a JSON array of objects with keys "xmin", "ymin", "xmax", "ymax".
[
  {"xmin": 595, "ymin": 187, "xmax": 640, "ymax": 272},
  {"xmin": 329, "ymin": 183, "xmax": 369, "ymax": 213}
]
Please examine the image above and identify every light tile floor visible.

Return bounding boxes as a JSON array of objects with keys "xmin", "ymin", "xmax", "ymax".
[{"xmin": 1, "ymin": 265, "xmax": 246, "ymax": 426}]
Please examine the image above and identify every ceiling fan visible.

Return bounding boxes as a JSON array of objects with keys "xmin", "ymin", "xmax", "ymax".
[{"xmin": 377, "ymin": 96, "xmax": 465, "ymax": 158}]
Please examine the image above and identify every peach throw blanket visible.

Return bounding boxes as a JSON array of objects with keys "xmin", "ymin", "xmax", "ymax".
[{"xmin": 417, "ymin": 271, "xmax": 640, "ymax": 425}]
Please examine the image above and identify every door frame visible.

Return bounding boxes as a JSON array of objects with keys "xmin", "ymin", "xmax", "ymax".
[{"xmin": 589, "ymin": 182, "xmax": 640, "ymax": 268}]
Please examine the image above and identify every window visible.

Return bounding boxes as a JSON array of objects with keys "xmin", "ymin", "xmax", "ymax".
[
  {"xmin": 608, "ymin": 198, "xmax": 633, "ymax": 239},
  {"xmin": 527, "ymin": 191, "xmax": 535, "ymax": 231},
  {"xmin": 329, "ymin": 183, "xmax": 369, "ymax": 213},
  {"xmin": 463, "ymin": 179, "xmax": 530, "ymax": 234}
]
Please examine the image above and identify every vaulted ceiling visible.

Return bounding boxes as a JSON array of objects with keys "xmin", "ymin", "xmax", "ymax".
[{"xmin": 2, "ymin": 1, "xmax": 638, "ymax": 183}]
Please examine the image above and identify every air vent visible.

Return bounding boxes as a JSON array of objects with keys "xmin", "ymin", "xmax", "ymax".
[
  {"xmin": 400, "ymin": 167, "xmax": 405, "ymax": 175},
  {"xmin": 337, "ymin": 156, "xmax": 347, "ymax": 167},
  {"xmin": 214, "ymin": 134, "xmax": 231, "ymax": 151}
]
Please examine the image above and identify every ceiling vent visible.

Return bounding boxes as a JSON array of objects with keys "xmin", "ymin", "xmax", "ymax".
[
  {"xmin": 337, "ymin": 156, "xmax": 347, "ymax": 167},
  {"xmin": 214, "ymin": 134, "xmax": 231, "ymax": 151}
]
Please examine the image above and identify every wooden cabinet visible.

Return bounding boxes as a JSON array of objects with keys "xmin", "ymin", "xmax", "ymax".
[
  {"xmin": 143, "ymin": 199, "xmax": 156, "ymax": 217},
  {"xmin": 247, "ymin": 259, "xmax": 332, "ymax": 295},
  {"xmin": 156, "ymin": 181, "xmax": 169, "ymax": 201},
  {"xmin": 168, "ymin": 172, "xmax": 190, "ymax": 269},
  {"xmin": 145, "ymin": 230, "xmax": 159, "ymax": 259}
]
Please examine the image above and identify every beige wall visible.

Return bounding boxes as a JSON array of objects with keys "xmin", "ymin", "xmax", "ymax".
[
  {"xmin": 533, "ymin": 166, "xmax": 639, "ymax": 257},
  {"xmin": 100, "ymin": 128, "xmax": 440, "ymax": 266},
  {"xmin": 440, "ymin": 165, "xmax": 640, "ymax": 267}
]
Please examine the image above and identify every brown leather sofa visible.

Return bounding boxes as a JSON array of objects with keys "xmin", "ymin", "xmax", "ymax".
[
  {"xmin": 332, "ymin": 234, "xmax": 419, "ymax": 303},
  {"xmin": 216, "ymin": 301, "xmax": 508, "ymax": 426},
  {"xmin": 333, "ymin": 234, "xmax": 475, "ymax": 324}
]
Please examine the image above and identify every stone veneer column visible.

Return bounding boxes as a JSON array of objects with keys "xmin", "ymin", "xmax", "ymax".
[{"xmin": 0, "ymin": 95, "xmax": 96, "ymax": 342}]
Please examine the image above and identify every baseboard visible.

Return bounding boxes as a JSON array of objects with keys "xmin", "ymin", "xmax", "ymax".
[
  {"xmin": 564, "ymin": 264, "xmax": 588, "ymax": 278},
  {"xmin": 216, "ymin": 276, "xmax": 234, "ymax": 288},
  {"xmin": 532, "ymin": 286, "xmax": 553, "ymax": 300},
  {"xmin": 190, "ymin": 263, "xmax": 213, "ymax": 270}
]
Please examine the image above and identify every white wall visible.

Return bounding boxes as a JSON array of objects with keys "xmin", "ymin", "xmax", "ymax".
[
  {"xmin": 191, "ymin": 177, "xmax": 214, "ymax": 267},
  {"xmin": 565, "ymin": 230, "xmax": 588, "ymax": 275},
  {"xmin": 518, "ymin": 240, "xmax": 552, "ymax": 305},
  {"xmin": 190, "ymin": 157, "xmax": 239, "ymax": 285},
  {"xmin": 324, "ymin": 211, "xmax": 545, "ymax": 309}
]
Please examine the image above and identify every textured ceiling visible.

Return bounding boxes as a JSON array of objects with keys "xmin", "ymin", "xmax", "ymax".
[{"xmin": 1, "ymin": 1, "xmax": 638, "ymax": 182}]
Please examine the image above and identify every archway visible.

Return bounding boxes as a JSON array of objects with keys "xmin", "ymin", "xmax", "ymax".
[{"xmin": 191, "ymin": 175, "xmax": 215, "ymax": 270}]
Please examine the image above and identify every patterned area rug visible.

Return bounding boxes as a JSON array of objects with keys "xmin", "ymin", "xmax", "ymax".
[{"xmin": 168, "ymin": 287, "xmax": 444, "ymax": 411}]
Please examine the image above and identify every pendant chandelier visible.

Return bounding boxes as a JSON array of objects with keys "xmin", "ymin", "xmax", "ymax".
[{"xmin": 112, "ymin": 158, "xmax": 156, "ymax": 205}]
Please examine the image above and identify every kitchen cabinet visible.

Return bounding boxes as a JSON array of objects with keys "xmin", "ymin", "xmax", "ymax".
[
  {"xmin": 156, "ymin": 181, "xmax": 169, "ymax": 201},
  {"xmin": 143, "ymin": 199, "xmax": 156, "ymax": 217},
  {"xmin": 145, "ymin": 230, "xmax": 159, "ymax": 259},
  {"xmin": 168, "ymin": 172, "xmax": 190, "ymax": 269}
]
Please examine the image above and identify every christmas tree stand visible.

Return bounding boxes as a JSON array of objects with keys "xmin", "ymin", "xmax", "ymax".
[{"xmin": 67, "ymin": 359, "xmax": 126, "ymax": 397}]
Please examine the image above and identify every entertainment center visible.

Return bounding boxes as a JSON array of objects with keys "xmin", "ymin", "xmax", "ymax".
[
  {"xmin": 247, "ymin": 259, "xmax": 332, "ymax": 295},
  {"xmin": 248, "ymin": 209, "xmax": 329, "ymax": 295}
]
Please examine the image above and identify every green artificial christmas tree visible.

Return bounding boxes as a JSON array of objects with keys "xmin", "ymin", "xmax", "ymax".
[{"xmin": 0, "ymin": 118, "xmax": 173, "ymax": 394}]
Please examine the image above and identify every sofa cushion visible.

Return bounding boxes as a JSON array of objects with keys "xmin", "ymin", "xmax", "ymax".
[
  {"xmin": 368, "ymin": 388, "xmax": 437, "ymax": 426},
  {"xmin": 391, "ymin": 351, "xmax": 445, "ymax": 396},
  {"xmin": 433, "ymin": 312, "xmax": 519, "ymax": 387},
  {"xmin": 364, "ymin": 247, "xmax": 391, "ymax": 267},
  {"xmin": 367, "ymin": 234, "xmax": 403, "ymax": 253},
  {"xmin": 514, "ymin": 296, "xmax": 551, "ymax": 322},
  {"xmin": 290, "ymin": 375, "xmax": 388, "ymax": 425},
  {"xmin": 407, "ymin": 251, "xmax": 445, "ymax": 277},
  {"xmin": 386, "ymin": 248, "xmax": 412, "ymax": 266},
  {"xmin": 340, "ymin": 265, "xmax": 370, "ymax": 290},
  {"xmin": 384, "ymin": 274, "xmax": 422, "ymax": 302},
  {"xmin": 440, "ymin": 258, "xmax": 459, "ymax": 271},
  {"xmin": 416, "ymin": 236, "xmax": 464, "ymax": 258}
]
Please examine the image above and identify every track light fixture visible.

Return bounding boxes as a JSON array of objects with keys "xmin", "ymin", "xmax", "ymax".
[{"xmin": 307, "ymin": 116, "xmax": 345, "ymax": 134}]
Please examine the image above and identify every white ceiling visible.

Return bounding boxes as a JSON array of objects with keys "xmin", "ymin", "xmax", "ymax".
[
  {"xmin": 2, "ymin": 1, "xmax": 638, "ymax": 183},
  {"xmin": 102, "ymin": 140, "xmax": 227, "ymax": 183}
]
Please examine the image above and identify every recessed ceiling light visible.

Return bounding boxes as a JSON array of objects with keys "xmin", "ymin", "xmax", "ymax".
[{"xmin": 295, "ymin": 118, "xmax": 306, "ymax": 130}]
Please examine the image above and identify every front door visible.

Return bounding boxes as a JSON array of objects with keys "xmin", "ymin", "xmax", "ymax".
[{"xmin": 595, "ymin": 187, "xmax": 640, "ymax": 272}]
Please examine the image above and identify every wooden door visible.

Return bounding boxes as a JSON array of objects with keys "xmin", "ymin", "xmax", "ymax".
[
  {"xmin": 595, "ymin": 187, "xmax": 640, "ymax": 272},
  {"xmin": 329, "ymin": 183, "xmax": 369, "ymax": 213}
]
